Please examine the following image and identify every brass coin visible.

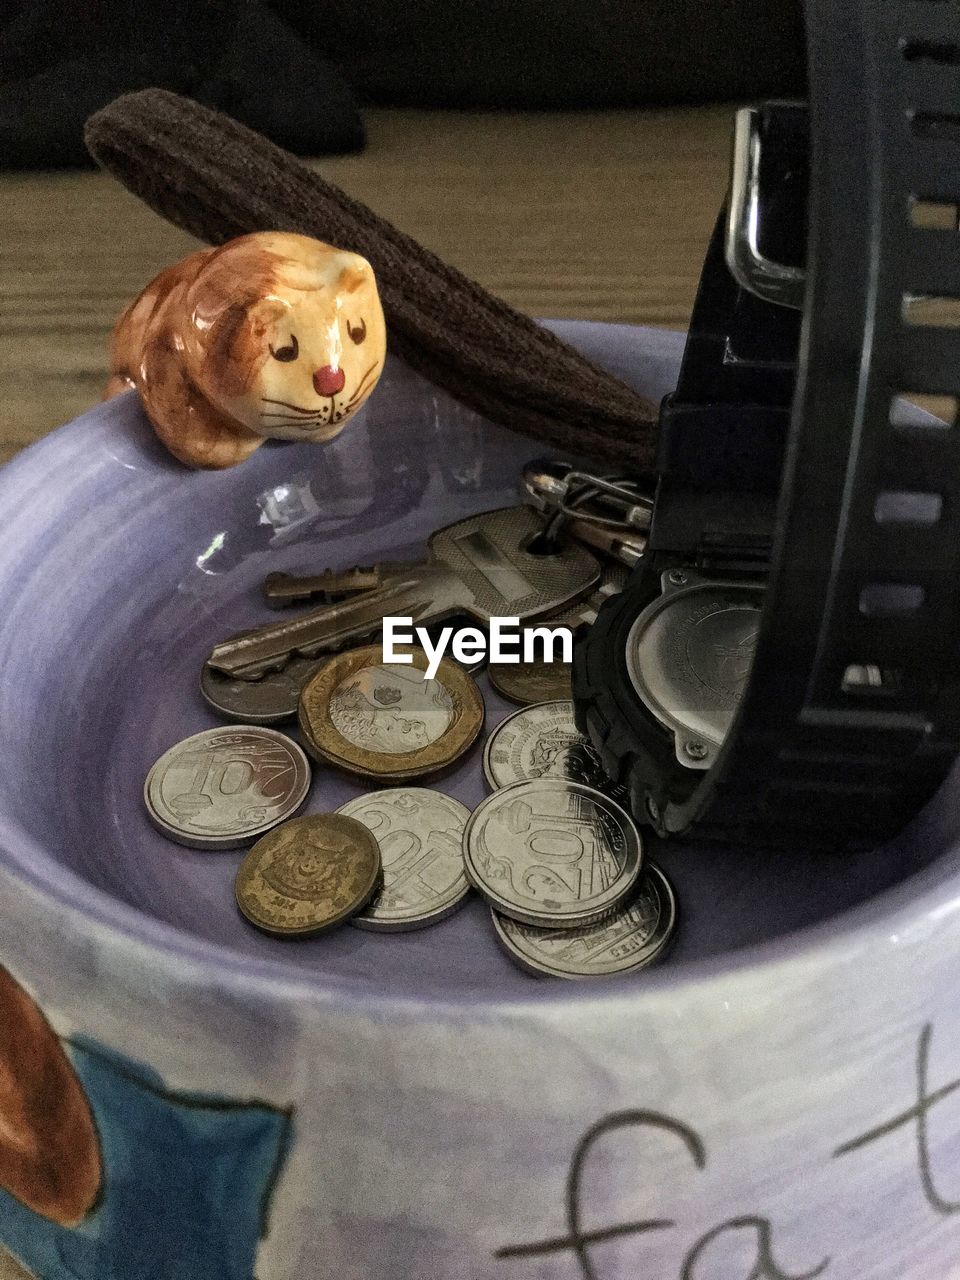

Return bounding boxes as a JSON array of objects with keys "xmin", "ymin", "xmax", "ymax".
[
  {"xmin": 235, "ymin": 813, "xmax": 382, "ymax": 937},
  {"xmin": 298, "ymin": 644, "xmax": 484, "ymax": 781},
  {"xmin": 488, "ymin": 660, "xmax": 573, "ymax": 705}
]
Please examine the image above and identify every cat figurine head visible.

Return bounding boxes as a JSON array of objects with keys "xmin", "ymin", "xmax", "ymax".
[{"xmin": 108, "ymin": 231, "xmax": 387, "ymax": 468}]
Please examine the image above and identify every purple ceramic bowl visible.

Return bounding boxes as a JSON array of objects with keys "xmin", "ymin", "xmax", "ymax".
[{"xmin": 0, "ymin": 322, "xmax": 958, "ymax": 1280}]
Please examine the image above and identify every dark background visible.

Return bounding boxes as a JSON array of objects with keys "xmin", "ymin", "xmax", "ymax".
[
  {"xmin": 1, "ymin": 0, "xmax": 805, "ymax": 167},
  {"xmin": 270, "ymin": 0, "xmax": 806, "ymax": 108}
]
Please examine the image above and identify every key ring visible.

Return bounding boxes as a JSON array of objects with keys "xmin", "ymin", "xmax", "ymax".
[
  {"xmin": 521, "ymin": 459, "xmax": 653, "ymax": 533},
  {"xmin": 559, "ymin": 471, "xmax": 653, "ymax": 531}
]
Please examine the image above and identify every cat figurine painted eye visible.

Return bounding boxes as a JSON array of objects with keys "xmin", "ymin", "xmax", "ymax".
[{"xmin": 104, "ymin": 231, "xmax": 387, "ymax": 468}]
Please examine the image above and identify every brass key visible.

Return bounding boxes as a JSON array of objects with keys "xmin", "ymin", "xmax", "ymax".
[{"xmin": 209, "ymin": 506, "xmax": 600, "ymax": 680}]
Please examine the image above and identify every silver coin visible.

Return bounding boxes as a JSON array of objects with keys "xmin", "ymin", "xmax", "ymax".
[
  {"xmin": 491, "ymin": 863, "xmax": 676, "ymax": 979},
  {"xmin": 337, "ymin": 788, "xmax": 471, "ymax": 931},
  {"xmin": 200, "ymin": 655, "xmax": 327, "ymax": 724},
  {"xmin": 463, "ymin": 779, "xmax": 643, "ymax": 928},
  {"xmin": 144, "ymin": 726, "xmax": 311, "ymax": 849},
  {"xmin": 483, "ymin": 700, "xmax": 613, "ymax": 791}
]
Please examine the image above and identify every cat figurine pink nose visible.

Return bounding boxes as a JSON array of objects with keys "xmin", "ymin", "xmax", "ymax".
[{"xmin": 313, "ymin": 365, "xmax": 346, "ymax": 396}]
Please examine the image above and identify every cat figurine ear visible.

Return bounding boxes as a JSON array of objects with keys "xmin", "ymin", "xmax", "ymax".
[{"xmin": 105, "ymin": 232, "xmax": 387, "ymax": 469}]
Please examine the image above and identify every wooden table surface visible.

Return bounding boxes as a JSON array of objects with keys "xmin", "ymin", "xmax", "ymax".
[{"xmin": 0, "ymin": 106, "xmax": 732, "ymax": 465}]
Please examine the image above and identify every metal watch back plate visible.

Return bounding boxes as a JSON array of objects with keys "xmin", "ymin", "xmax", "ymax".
[{"xmin": 625, "ymin": 571, "xmax": 763, "ymax": 770}]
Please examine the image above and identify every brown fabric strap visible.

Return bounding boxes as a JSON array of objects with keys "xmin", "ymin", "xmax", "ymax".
[{"xmin": 84, "ymin": 89, "xmax": 658, "ymax": 471}]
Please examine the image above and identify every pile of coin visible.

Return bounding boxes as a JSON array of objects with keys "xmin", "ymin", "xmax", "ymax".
[
  {"xmin": 142, "ymin": 474, "xmax": 678, "ymax": 978},
  {"xmin": 467, "ymin": 718, "xmax": 675, "ymax": 977}
]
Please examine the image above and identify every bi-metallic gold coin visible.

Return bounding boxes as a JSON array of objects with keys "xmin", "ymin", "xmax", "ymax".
[
  {"xmin": 235, "ymin": 813, "xmax": 382, "ymax": 936},
  {"xmin": 298, "ymin": 644, "xmax": 484, "ymax": 781}
]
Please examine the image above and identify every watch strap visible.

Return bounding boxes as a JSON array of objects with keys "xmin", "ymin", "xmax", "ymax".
[{"xmin": 665, "ymin": 0, "xmax": 960, "ymax": 847}]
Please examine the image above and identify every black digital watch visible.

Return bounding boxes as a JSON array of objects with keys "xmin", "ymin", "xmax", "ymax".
[{"xmin": 573, "ymin": 0, "xmax": 960, "ymax": 851}]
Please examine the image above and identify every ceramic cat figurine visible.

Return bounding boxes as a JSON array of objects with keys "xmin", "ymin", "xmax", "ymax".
[{"xmin": 105, "ymin": 232, "xmax": 386, "ymax": 468}]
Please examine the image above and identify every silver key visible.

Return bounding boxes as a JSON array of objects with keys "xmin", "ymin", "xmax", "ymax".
[
  {"xmin": 550, "ymin": 560, "xmax": 630, "ymax": 630},
  {"xmin": 263, "ymin": 567, "xmax": 381, "ymax": 608},
  {"xmin": 209, "ymin": 506, "xmax": 600, "ymax": 680}
]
